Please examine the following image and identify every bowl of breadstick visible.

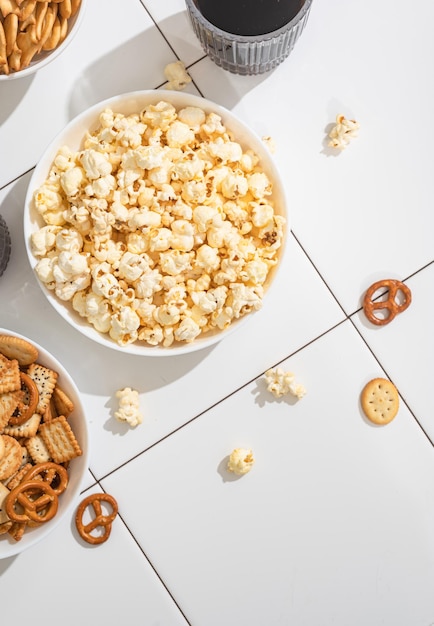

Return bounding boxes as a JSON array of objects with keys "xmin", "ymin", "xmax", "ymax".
[{"xmin": 0, "ymin": 0, "xmax": 85, "ymax": 79}]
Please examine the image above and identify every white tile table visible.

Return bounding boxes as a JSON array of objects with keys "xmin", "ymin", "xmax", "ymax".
[{"xmin": 0, "ymin": 0, "xmax": 433, "ymax": 624}]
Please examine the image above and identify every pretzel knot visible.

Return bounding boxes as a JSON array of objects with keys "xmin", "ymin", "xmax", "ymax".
[
  {"xmin": 5, "ymin": 480, "xmax": 58, "ymax": 524},
  {"xmin": 22, "ymin": 462, "xmax": 69, "ymax": 496},
  {"xmin": 9, "ymin": 371, "xmax": 39, "ymax": 426},
  {"xmin": 75, "ymin": 493, "xmax": 118, "ymax": 545},
  {"xmin": 363, "ymin": 279, "xmax": 412, "ymax": 326}
]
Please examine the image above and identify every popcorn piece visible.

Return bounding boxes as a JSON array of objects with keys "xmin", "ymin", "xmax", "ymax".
[
  {"xmin": 262, "ymin": 135, "xmax": 276, "ymax": 153},
  {"xmin": 114, "ymin": 387, "xmax": 143, "ymax": 427},
  {"xmin": 264, "ymin": 367, "xmax": 306, "ymax": 400},
  {"xmin": 328, "ymin": 114, "xmax": 359, "ymax": 150},
  {"xmin": 227, "ymin": 448, "xmax": 255, "ymax": 475},
  {"xmin": 30, "ymin": 225, "xmax": 61, "ymax": 257},
  {"xmin": 164, "ymin": 60, "xmax": 192, "ymax": 91},
  {"xmin": 31, "ymin": 101, "xmax": 286, "ymax": 348}
]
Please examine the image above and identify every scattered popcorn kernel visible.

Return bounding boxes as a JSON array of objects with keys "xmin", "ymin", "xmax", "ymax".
[
  {"xmin": 227, "ymin": 448, "xmax": 255, "ymax": 475},
  {"xmin": 328, "ymin": 114, "xmax": 359, "ymax": 150},
  {"xmin": 114, "ymin": 387, "xmax": 143, "ymax": 427},
  {"xmin": 262, "ymin": 136, "xmax": 276, "ymax": 153},
  {"xmin": 264, "ymin": 367, "xmax": 306, "ymax": 400},
  {"xmin": 164, "ymin": 60, "xmax": 192, "ymax": 91}
]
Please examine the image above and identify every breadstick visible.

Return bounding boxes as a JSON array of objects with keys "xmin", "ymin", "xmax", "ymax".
[
  {"xmin": 58, "ymin": 0, "xmax": 71, "ymax": 20},
  {"xmin": 0, "ymin": 20, "xmax": 7, "ymax": 63},
  {"xmin": 41, "ymin": 13, "xmax": 60, "ymax": 50},
  {"xmin": 4, "ymin": 11, "xmax": 17, "ymax": 56},
  {"xmin": 18, "ymin": 0, "xmax": 36, "ymax": 21}
]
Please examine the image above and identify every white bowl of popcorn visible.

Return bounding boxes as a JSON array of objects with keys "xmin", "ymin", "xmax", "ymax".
[
  {"xmin": 0, "ymin": 0, "xmax": 85, "ymax": 79},
  {"xmin": 0, "ymin": 328, "xmax": 89, "ymax": 558},
  {"xmin": 24, "ymin": 90, "xmax": 288, "ymax": 356}
]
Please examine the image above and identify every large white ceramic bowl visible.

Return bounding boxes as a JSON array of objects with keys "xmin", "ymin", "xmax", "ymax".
[
  {"xmin": 24, "ymin": 90, "xmax": 289, "ymax": 356},
  {"xmin": 0, "ymin": 328, "xmax": 89, "ymax": 558},
  {"xmin": 0, "ymin": 0, "xmax": 86, "ymax": 81}
]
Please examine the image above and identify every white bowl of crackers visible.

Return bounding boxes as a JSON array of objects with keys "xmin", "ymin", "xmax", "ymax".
[
  {"xmin": 23, "ymin": 90, "xmax": 289, "ymax": 356},
  {"xmin": 0, "ymin": 0, "xmax": 85, "ymax": 79},
  {"xmin": 0, "ymin": 328, "xmax": 89, "ymax": 558}
]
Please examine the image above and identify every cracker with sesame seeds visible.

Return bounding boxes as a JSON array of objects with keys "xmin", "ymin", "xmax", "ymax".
[
  {"xmin": 3, "ymin": 412, "xmax": 41, "ymax": 438},
  {"xmin": 26, "ymin": 362, "xmax": 58, "ymax": 415},
  {"xmin": 25, "ymin": 433, "xmax": 52, "ymax": 464}
]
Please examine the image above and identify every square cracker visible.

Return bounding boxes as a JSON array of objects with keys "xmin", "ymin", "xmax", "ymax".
[
  {"xmin": 39, "ymin": 415, "xmax": 82, "ymax": 463},
  {"xmin": 25, "ymin": 433, "xmax": 51, "ymax": 464},
  {"xmin": 0, "ymin": 354, "xmax": 20, "ymax": 394},
  {"xmin": 0, "ymin": 435, "xmax": 22, "ymax": 481},
  {"xmin": 3, "ymin": 412, "xmax": 41, "ymax": 438},
  {"xmin": 0, "ymin": 390, "xmax": 22, "ymax": 431}
]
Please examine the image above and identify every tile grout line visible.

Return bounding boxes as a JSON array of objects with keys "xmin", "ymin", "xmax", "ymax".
[
  {"xmin": 0, "ymin": 5, "xmax": 208, "ymax": 191},
  {"xmin": 79, "ymin": 472, "xmax": 193, "ymax": 625},
  {"xmin": 89, "ymin": 318, "xmax": 349, "ymax": 484},
  {"xmin": 87, "ymin": 232, "xmax": 434, "ymax": 482},
  {"xmin": 118, "ymin": 516, "xmax": 193, "ymax": 626},
  {"xmin": 348, "ymin": 316, "xmax": 434, "ymax": 448},
  {"xmin": 136, "ymin": 0, "xmax": 206, "ymax": 97},
  {"xmin": 292, "ymin": 228, "xmax": 434, "ymax": 446},
  {"xmin": 290, "ymin": 229, "xmax": 352, "ymax": 317},
  {"xmin": 0, "ymin": 166, "xmax": 35, "ymax": 193}
]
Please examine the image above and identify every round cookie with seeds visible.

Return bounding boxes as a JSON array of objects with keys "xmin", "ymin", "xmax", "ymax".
[
  {"xmin": 0, "ymin": 334, "xmax": 38, "ymax": 366},
  {"xmin": 361, "ymin": 377, "xmax": 399, "ymax": 425}
]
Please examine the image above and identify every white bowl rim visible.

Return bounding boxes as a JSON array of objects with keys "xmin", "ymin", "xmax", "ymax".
[
  {"xmin": 24, "ymin": 89, "xmax": 289, "ymax": 356},
  {"xmin": 0, "ymin": 0, "xmax": 86, "ymax": 81},
  {"xmin": 0, "ymin": 327, "xmax": 90, "ymax": 559}
]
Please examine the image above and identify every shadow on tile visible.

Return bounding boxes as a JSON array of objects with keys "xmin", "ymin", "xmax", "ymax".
[
  {"xmin": 0, "ymin": 75, "xmax": 35, "ymax": 126},
  {"xmin": 67, "ymin": 29, "xmax": 179, "ymax": 119},
  {"xmin": 157, "ymin": 11, "xmax": 279, "ymax": 108},
  {"xmin": 217, "ymin": 455, "xmax": 247, "ymax": 482},
  {"xmin": 251, "ymin": 377, "xmax": 299, "ymax": 408}
]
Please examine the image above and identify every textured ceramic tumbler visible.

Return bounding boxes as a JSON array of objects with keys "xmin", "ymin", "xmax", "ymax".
[
  {"xmin": 0, "ymin": 215, "xmax": 11, "ymax": 277},
  {"xmin": 185, "ymin": 0, "xmax": 313, "ymax": 75}
]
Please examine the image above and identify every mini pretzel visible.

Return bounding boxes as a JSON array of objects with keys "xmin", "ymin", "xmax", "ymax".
[
  {"xmin": 8, "ymin": 371, "xmax": 39, "ymax": 426},
  {"xmin": 21, "ymin": 461, "xmax": 69, "ymax": 495},
  {"xmin": 363, "ymin": 279, "xmax": 412, "ymax": 326},
  {"xmin": 75, "ymin": 493, "xmax": 118, "ymax": 545},
  {"xmin": 5, "ymin": 479, "xmax": 58, "ymax": 523}
]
